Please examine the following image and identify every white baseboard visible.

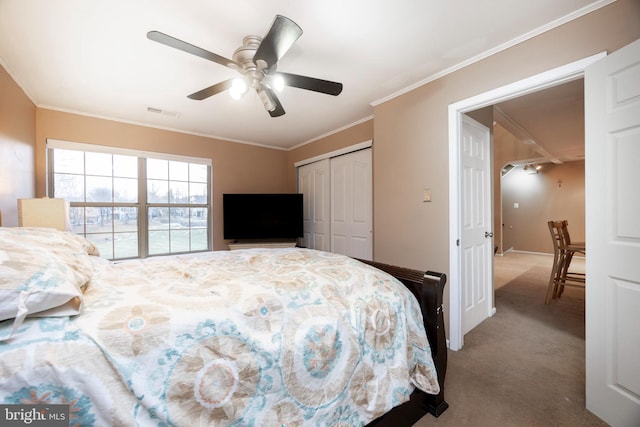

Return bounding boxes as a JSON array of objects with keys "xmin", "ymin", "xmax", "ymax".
[{"xmin": 511, "ymin": 249, "xmax": 553, "ymax": 256}]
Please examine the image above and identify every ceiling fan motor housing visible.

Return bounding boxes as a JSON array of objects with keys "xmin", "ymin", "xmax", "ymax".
[{"xmin": 232, "ymin": 36, "xmax": 267, "ymax": 88}]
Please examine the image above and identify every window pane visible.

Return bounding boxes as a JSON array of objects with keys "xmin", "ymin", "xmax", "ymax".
[
  {"xmin": 114, "ymin": 232, "xmax": 138, "ymax": 258},
  {"xmin": 69, "ymin": 207, "xmax": 85, "ymax": 234},
  {"xmin": 148, "ymin": 207, "xmax": 169, "ymax": 230},
  {"xmin": 169, "ymin": 181, "xmax": 189, "ymax": 204},
  {"xmin": 149, "ymin": 230, "xmax": 169, "ymax": 255},
  {"xmin": 114, "ymin": 178, "xmax": 138, "ymax": 203},
  {"xmin": 189, "ymin": 183, "xmax": 207, "ymax": 204},
  {"xmin": 147, "ymin": 158, "xmax": 168, "ymax": 180},
  {"xmin": 171, "ymin": 229, "xmax": 190, "ymax": 252},
  {"xmin": 86, "ymin": 233, "xmax": 113, "ymax": 259},
  {"xmin": 190, "ymin": 207, "xmax": 208, "ymax": 227},
  {"xmin": 190, "ymin": 163, "xmax": 208, "ymax": 183},
  {"xmin": 54, "ymin": 173, "xmax": 84, "ymax": 202},
  {"xmin": 169, "ymin": 161, "xmax": 189, "ymax": 181},
  {"xmin": 191, "ymin": 228, "xmax": 208, "ymax": 251},
  {"xmin": 86, "ymin": 176, "xmax": 113, "ymax": 202},
  {"xmin": 86, "ymin": 207, "xmax": 112, "ymax": 233},
  {"xmin": 148, "ymin": 179, "xmax": 168, "ymax": 203},
  {"xmin": 170, "ymin": 208, "xmax": 188, "ymax": 228},
  {"xmin": 114, "ymin": 208, "xmax": 138, "ymax": 232},
  {"xmin": 113, "ymin": 155, "xmax": 137, "ymax": 178},
  {"xmin": 53, "ymin": 149, "xmax": 84, "ymax": 174},
  {"xmin": 85, "ymin": 152, "xmax": 113, "ymax": 177}
]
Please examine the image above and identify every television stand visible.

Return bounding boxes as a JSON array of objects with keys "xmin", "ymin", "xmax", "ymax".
[{"xmin": 228, "ymin": 240, "xmax": 298, "ymax": 250}]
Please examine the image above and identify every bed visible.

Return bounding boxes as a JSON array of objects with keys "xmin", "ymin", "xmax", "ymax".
[{"xmin": 0, "ymin": 227, "xmax": 447, "ymax": 426}]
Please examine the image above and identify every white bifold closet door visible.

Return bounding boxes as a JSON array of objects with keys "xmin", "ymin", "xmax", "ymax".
[{"xmin": 297, "ymin": 148, "xmax": 372, "ymax": 260}]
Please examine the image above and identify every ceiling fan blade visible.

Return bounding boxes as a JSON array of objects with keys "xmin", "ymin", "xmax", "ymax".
[
  {"xmin": 253, "ymin": 15, "xmax": 302, "ymax": 70},
  {"xmin": 277, "ymin": 72, "xmax": 343, "ymax": 96},
  {"xmin": 188, "ymin": 79, "xmax": 234, "ymax": 100},
  {"xmin": 261, "ymin": 86, "xmax": 285, "ymax": 117},
  {"xmin": 147, "ymin": 31, "xmax": 237, "ymax": 68}
]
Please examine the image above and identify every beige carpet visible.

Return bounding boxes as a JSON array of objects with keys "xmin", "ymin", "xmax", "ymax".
[{"xmin": 412, "ymin": 252, "xmax": 607, "ymax": 427}]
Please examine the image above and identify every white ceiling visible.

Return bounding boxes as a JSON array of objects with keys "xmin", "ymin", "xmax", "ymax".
[
  {"xmin": 494, "ymin": 78, "xmax": 585, "ymax": 164},
  {"xmin": 0, "ymin": 0, "xmax": 604, "ymax": 150}
]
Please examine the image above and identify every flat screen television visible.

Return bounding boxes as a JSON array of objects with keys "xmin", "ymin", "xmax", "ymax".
[{"xmin": 223, "ymin": 193, "xmax": 303, "ymax": 240}]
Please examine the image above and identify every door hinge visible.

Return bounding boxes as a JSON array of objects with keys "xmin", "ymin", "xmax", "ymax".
[{"xmin": 456, "ymin": 239, "xmax": 460, "ymax": 246}]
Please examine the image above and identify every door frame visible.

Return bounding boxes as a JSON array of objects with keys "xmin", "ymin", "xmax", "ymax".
[{"xmin": 447, "ymin": 52, "xmax": 606, "ymax": 351}]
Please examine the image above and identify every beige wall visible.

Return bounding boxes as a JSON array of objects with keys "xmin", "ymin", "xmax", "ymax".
[
  {"xmin": 502, "ymin": 161, "xmax": 585, "ymax": 254},
  {"xmin": 0, "ymin": 64, "xmax": 36, "ymax": 226},
  {"xmin": 35, "ymin": 109, "xmax": 290, "ymax": 250},
  {"xmin": 493, "ymin": 122, "xmax": 544, "ymax": 254}
]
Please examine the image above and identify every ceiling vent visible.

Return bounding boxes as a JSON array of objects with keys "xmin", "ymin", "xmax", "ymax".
[{"xmin": 147, "ymin": 106, "xmax": 180, "ymax": 118}]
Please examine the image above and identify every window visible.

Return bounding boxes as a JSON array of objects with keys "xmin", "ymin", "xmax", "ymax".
[{"xmin": 48, "ymin": 140, "xmax": 211, "ymax": 260}]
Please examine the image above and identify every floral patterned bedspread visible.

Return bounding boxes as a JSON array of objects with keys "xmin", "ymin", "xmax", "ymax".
[{"xmin": 0, "ymin": 232, "xmax": 439, "ymax": 426}]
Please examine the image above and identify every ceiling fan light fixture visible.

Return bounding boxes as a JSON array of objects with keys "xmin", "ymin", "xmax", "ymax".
[
  {"xmin": 229, "ymin": 78, "xmax": 248, "ymax": 100},
  {"xmin": 523, "ymin": 162, "xmax": 540, "ymax": 174},
  {"xmin": 257, "ymin": 87, "xmax": 276, "ymax": 111},
  {"xmin": 273, "ymin": 75, "xmax": 285, "ymax": 92}
]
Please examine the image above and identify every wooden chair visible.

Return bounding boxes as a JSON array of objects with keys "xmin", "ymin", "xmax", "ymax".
[{"xmin": 545, "ymin": 220, "xmax": 585, "ymax": 304}]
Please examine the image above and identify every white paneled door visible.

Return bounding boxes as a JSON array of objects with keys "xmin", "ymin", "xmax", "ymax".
[
  {"xmin": 330, "ymin": 149, "xmax": 373, "ymax": 260},
  {"xmin": 297, "ymin": 159, "xmax": 330, "ymax": 251},
  {"xmin": 297, "ymin": 148, "xmax": 372, "ymax": 260},
  {"xmin": 460, "ymin": 115, "xmax": 494, "ymax": 336},
  {"xmin": 585, "ymin": 38, "xmax": 640, "ymax": 427}
]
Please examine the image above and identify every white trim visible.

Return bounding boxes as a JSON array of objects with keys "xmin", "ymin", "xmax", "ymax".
[
  {"xmin": 511, "ymin": 249, "xmax": 553, "ymax": 257},
  {"xmin": 294, "ymin": 140, "xmax": 372, "ymax": 168},
  {"xmin": 447, "ymin": 52, "xmax": 606, "ymax": 351},
  {"xmin": 289, "ymin": 116, "xmax": 374, "ymax": 151},
  {"xmin": 40, "ymin": 106, "xmax": 287, "ymax": 151},
  {"xmin": 46, "ymin": 138, "xmax": 212, "ymax": 166}
]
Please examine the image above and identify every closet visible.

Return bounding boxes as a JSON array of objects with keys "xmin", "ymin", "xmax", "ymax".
[{"xmin": 297, "ymin": 146, "xmax": 372, "ymax": 260}]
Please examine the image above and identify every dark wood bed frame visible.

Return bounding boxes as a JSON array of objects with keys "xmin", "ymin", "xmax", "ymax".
[{"xmin": 357, "ymin": 259, "xmax": 449, "ymax": 426}]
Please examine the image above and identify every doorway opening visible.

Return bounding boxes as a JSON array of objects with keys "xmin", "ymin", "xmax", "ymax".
[{"xmin": 447, "ymin": 52, "xmax": 605, "ymax": 351}]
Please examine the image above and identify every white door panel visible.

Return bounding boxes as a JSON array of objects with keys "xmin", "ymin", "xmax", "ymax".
[
  {"xmin": 460, "ymin": 115, "xmax": 493, "ymax": 335},
  {"xmin": 331, "ymin": 149, "xmax": 373, "ymax": 260},
  {"xmin": 585, "ymin": 38, "xmax": 640, "ymax": 426},
  {"xmin": 298, "ymin": 159, "xmax": 330, "ymax": 251}
]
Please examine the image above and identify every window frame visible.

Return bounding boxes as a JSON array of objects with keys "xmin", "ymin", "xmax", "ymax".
[{"xmin": 46, "ymin": 139, "xmax": 213, "ymax": 259}]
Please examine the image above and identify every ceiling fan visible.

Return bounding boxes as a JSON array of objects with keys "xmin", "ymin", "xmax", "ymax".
[{"xmin": 147, "ymin": 15, "xmax": 343, "ymax": 117}]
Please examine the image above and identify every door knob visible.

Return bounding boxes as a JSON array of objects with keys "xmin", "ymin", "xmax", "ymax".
[{"xmin": 485, "ymin": 231, "xmax": 494, "ymax": 238}]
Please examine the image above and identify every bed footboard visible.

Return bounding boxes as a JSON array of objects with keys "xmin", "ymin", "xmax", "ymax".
[{"xmin": 357, "ymin": 259, "xmax": 449, "ymax": 424}]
